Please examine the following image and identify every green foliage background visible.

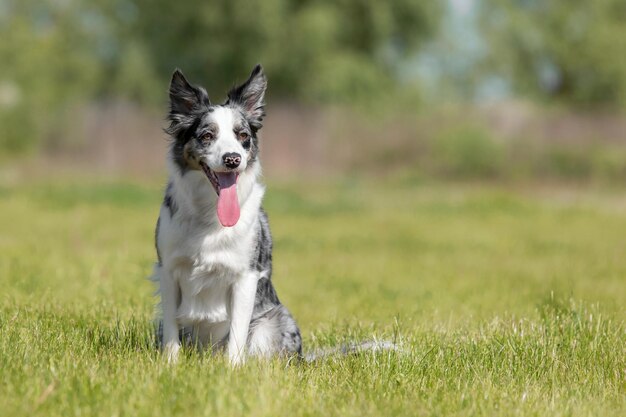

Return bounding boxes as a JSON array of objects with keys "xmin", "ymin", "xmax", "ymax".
[
  {"xmin": 480, "ymin": 0, "xmax": 626, "ymax": 107},
  {"xmin": 0, "ymin": 0, "xmax": 440, "ymax": 153},
  {"xmin": 2, "ymin": 0, "xmax": 626, "ymax": 180}
]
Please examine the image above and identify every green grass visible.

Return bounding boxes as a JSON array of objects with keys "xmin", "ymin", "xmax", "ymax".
[{"xmin": 0, "ymin": 179, "xmax": 625, "ymax": 416}]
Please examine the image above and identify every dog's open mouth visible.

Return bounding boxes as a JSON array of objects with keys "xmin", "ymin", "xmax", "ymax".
[{"xmin": 200, "ymin": 161, "xmax": 240, "ymax": 227}]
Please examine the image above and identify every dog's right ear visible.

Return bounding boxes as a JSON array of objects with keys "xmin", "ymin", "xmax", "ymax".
[{"xmin": 169, "ymin": 69, "xmax": 210, "ymax": 116}]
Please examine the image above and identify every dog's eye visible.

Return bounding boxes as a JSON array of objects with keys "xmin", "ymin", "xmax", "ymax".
[
  {"xmin": 238, "ymin": 131, "xmax": 249, "ymax": 141},
  {"xmin": 201, "ymin": 132, "xmax": 214, "ymax": 142}
]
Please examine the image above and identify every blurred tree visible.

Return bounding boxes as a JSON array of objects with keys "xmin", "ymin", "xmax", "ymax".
[
  {"xmin": 0, "ymin": 0, "xmax": 102, "ymax": 152},
  {"xmin": 0, "ymin": 0, "xmax": 159, "ymax": 153},
  {"xmin": 480, "ymin": 0, "xmax": 626, "ymax": 107},
  {"xmin": 130, "ymin": 0, "xmax": 441, "ymax": 103},
  {"xmin": 0, "ymin": 0, "xmax": 441, "ymax": 154}
]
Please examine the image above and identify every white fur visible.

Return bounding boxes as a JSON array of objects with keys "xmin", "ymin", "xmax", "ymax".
[
  {"xmin": 247, "ymin": 317, "xmax": 281, "ymax": 357},
  {"xmin": 157, "ymin": 107, "xmax": 265, "ymax": 365},
  {"xmin": 227, "ymin": 271, "xmax": 258, "ymax": 364},
  {"xmin": 204, "ymin": 107, "xmax": 248, "ymax": 173}
]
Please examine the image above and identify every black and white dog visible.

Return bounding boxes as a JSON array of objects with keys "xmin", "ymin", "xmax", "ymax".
[{"xmin": 154, "ymin": 65, "xmax": 301, "ymax": 364}]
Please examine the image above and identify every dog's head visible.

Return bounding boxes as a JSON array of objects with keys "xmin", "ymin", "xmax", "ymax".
[{"xmin": 166, "ymin": 65, "xmax": 267, "ymax": 227}]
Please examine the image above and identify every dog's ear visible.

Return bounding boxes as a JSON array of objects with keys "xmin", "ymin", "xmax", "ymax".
[
  {"xmin": 227, "ymin": 64, "xmax": 267, "ymax": 129},
  {"xmin": 169, "ymin": 69, "xmax": 210, "ymax": 116}
]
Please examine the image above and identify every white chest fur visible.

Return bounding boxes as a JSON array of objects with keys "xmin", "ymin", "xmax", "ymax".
[{"xmin": 172, "ymin": 223, "xmax": 258, "ymax": 325}]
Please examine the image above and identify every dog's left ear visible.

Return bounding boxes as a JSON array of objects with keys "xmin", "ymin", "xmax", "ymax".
[{"xmin": 227, "ymin": 64, "xmax": 267, "ymax": 129}]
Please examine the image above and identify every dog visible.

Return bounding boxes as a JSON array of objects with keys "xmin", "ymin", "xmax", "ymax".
[{"xmin": 153, "ymin": 65, "xmax": 302, "ymax": 365}]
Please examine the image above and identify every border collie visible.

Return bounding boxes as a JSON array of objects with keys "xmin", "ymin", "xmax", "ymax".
[{"xmin": 153, "ymin": 65, "xmax": 301, "ymax": 364}]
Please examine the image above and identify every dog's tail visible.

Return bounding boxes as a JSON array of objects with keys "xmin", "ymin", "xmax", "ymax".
[{"xmin": 303, "ymin": 339, "xmax": 401, "ymax": 362}]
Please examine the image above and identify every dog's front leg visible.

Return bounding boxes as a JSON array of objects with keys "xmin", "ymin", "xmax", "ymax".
[
  {"xmin": 227, "ymin": 271, "xmax": 258, "ymax": 365},
  {"xmin": 160, "ymin": 268, "xmax": 181, "ymax": 363}
]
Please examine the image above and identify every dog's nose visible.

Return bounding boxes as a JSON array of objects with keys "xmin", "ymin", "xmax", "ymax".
[{"xmin": 222, "ymin": 152, "xmax": 242, "ymax": 169}]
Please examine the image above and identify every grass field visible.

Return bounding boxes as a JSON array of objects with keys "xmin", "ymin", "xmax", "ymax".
[{"xmin": 0, "ymin": 178, "xmax": 625, "ymax": 417}]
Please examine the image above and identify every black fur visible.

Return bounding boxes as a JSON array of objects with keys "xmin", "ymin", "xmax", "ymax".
[
  {"xmin": 155, "ymin": 216, "xmax": 162, "ymax": 267},
  {"xmin": 155, "ymin": 182, "xmax": 177, "ymax": 267},
  {"xmin": 163, "ymin": 182, "xmax": 178, "ymax": 216}
]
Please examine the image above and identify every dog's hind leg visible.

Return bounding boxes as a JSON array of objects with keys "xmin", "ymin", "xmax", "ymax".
[{"xmin": 247, "ymin": 305, "xmax": 302, "ymax": 359}]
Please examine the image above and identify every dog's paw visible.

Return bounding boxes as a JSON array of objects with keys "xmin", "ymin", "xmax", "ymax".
[
  {"xmin": 163, "ymin": 342, "xmax": 181, "ymax": 364},
  {"xmin": 228, "ymin": 354, "xmax": 246, "ymax": 367},
  {"xmin": 227, "ymin": 346, "xmax": 246, "ymax": 367}
]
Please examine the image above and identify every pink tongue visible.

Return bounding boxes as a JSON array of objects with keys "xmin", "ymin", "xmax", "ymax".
[{"xmin": 216, "ymin": 172, "xmax": 240, "ymax": 227}]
